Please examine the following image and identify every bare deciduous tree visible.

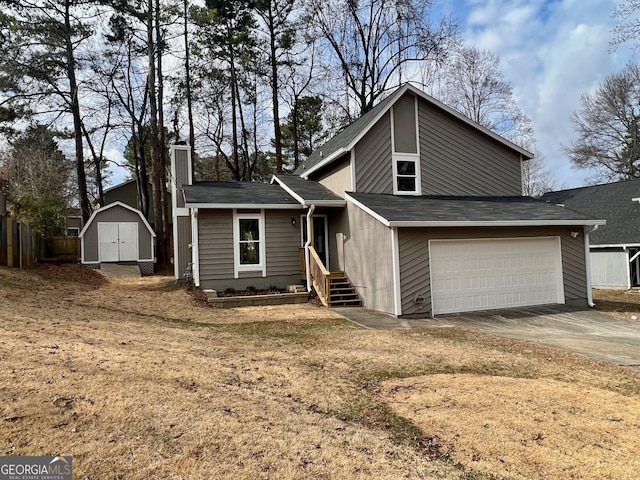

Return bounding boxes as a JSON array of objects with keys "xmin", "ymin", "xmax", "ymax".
[
  {"xmin": 522, "ymin": 151, "xmax": 555, "ymax": 197},
  {"xmin": 306, "ymin": 0, "xmax": 457, "ymax": 119},
  {"xmin": 564, "ymin": 63, "xmax": 640, "ymax": 182},
  {"xmin": 433, "ymin": 46, "xmax": 533, "ymax": 148}
]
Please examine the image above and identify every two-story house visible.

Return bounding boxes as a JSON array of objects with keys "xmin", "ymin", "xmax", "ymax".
[{"xmin": 170, "ymin": 84, "xmax": 603, "ymax": 317}]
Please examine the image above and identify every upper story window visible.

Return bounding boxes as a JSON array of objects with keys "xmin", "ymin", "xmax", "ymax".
[{"xmin": 391, "ymin": 93, "xmax": 421, "ymax": 195}]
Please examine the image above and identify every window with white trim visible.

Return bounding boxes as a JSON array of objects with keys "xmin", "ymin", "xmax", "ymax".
[
  {"xmin": 233, "ymin": 210, "xmax": 265, "ymax": 276},
  {"xmin": 393, "ymin": 155, "xmax": 420, "ymax": 194}
]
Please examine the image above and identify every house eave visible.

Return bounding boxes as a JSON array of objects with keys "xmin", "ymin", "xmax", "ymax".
[
  {"xmin": 184, "ymin": 202, "xmax": 303, "ymax": 210},
  {"xmin": 270, "ymin": 175, "xmax": 347, "ymax": 207},
  {"xmin": 386, "ymin": 219, "xmax": 607, "ymax": 228},
  {"xmin": 590, "ymin": 243, "xmax": 640, "ymax": 249},
  {"xmin": 299, "ymin": 148, "xmax": 349, "ymax": 180}
]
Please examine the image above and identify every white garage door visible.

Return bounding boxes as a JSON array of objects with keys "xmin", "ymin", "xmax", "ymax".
[
  {"xmin": 98, "ymin": 222, "xmax": 138, "ymax": 262},
  {"xmin": 430, "ymin": 237, "xmax": 565, "ymax": 315}
]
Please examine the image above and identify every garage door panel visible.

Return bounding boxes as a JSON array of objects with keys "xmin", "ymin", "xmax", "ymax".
[{"xmin": 430, "ymin": 238, "xmax": 564, "ymax": 315}]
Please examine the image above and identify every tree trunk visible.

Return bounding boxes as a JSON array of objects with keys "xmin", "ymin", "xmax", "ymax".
[
  {"xmin": 155, "ymin": 0, "xmax": 170, "ymax": 267},
  {"xmin": 292, "ymin": 98, "xmax": 300, "ymax": 169},
  {"xmin": 267, "ymin": 3, "xmax": 283, "ymax": 173},
  {"xmin": 147, "ymin": 0, "xmax": 167, "ymax": 266},
  {"xmin": 184, "ymin": 0, "xmax": 195, "ymax": 162},
  {"xmin": 64, "ymin": 0, "xmax": 91, "ymax": 224},
  {"xmin": 228, "ymin": 23, "xmax": 241, "ymax": 181}
]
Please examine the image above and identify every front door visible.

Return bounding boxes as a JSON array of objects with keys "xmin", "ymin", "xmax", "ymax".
[{"xmin": 302, "ymin": 215, "xmax": 329, "ymax": 267}]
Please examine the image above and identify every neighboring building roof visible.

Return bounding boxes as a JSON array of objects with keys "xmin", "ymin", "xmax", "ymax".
[
  {"xmin": 295, "ymin": 83, "xmax": 534, "ymax": 179},
  {"xmin": 541, "ymin": 179, "xmax": 640, "ymax": 246},
  {"xmin": 183, "ymin": 181, "xmax": 302, "ymax": 209},
  {"xmin": 347, "ymin": 192, "xmax": 603, "ymax": 228},
  {"xmin": 103, "ymin": 178, "xmax": 137, "ymax": 193},
  {"xmin": 271, "ymin": 175, "xmax": 346, "ymax": 207}
]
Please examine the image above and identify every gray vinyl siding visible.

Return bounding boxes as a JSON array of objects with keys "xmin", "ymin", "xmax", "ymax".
[
  {"xmin": 197, "ymin": 209, "xmax": 301, "ymax": 288},
  {"xmin": 398, "ymin": 230, "xmax": 431, "ymax": 316},
  {"xmin": 316, "ymin": 155, "xmax": 352, "ymax": 198},
  {"xmin": 265, "ymin": 210, "xmax": 302, "ymax": 276},
  {"xmin": 327, "ymin": 208, "xmax": 348, "ymax": 272},
  {"xmin": 398, "ymin": 227, "xmax": 588, "ymax": 316},
  {"xmin": 354, "ymin": 111, "xmax": 393, "ymax": 194},
  {"xmin": 174, "ymin": 148, "xmax": 189, "ymax": 208},
  {"xmin": 394, "ymin": 93, "xmax": 417, "ymax": 153},
  {"xmin": 82, "ymin": 204, "xmax": 153, "ymax": 262},
  {"xmin": 351, "ymin": 92, "xmax": 522, "ymax": 196},
  {"xmin": 175, "ymin": 216, "xmax": 192, "ymax": 278},
  {"xmin": 198, "ymin": 210, "xmax": 234, "ymax": 282},
  {"xmin": 563, "ymin": 228, "xmax": 588, "ymax": 301},
  {"xmin": 418, "ymin": 97, "xmax": 523, "ymax": 196},
  {"xmin": 344, "ymin": 202, "xmax": 394, "ymax": 314}
]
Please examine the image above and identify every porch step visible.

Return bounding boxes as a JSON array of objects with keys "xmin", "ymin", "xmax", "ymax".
[{"xmin": 328, "ymin": 276, "xmax": 362, "ymax": 307}]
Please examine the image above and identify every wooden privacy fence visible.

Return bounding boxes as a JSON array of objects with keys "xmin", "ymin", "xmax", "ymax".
[
  {"xmin": 1, "ymin": 214, "xmax": 82, "ymax": 268},
  {"xmin": 46, "ymin": 236, "xmax": 81, "ymax": 261},
  {"xmin": 0, "ymin": 215, "xmax": 44, "ymax": 269}
]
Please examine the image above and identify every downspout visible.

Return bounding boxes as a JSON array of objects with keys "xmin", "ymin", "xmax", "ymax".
[
  {"xmin": 305, "ymin": 204, "xmax": 315, "ymax": 293},
  {"xmin": 584, "ymin": 225, "xmax": 599, "ymax": 307}
]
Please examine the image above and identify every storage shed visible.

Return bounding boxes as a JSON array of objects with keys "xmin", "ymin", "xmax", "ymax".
[{"xmin": 79, "ymin": 201, "xmax": 155, "ymax": 275}]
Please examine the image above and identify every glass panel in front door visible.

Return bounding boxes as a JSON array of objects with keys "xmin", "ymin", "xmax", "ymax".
[
  {"xmin": 302, "ymin": 216, "xmax": 328, "ymax": 266},
  {"xmin": 313, "ymin": 217, "xmax": 327, "ymax": 266}
]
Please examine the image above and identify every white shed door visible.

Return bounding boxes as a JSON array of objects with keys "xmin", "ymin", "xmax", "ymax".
[
  {"xmin": 430, "ymin": 237, "xmax": 565, "ymax": 315},
  {"xmin": 117, "ymin": 223, "xmax": 138, "ymax": 261},
  {"xmin": 98, "ymin": 222, "xmax": 138, "ymax": 262}
]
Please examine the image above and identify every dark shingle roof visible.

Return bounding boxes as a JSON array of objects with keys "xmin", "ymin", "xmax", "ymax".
[
  {"xmin": 272, "ymin": 175, "xmax": 345, "ymax": 206},
  {"xmin": 183, "ymin": 182, "xmax": 301, "ymax": 208},
  {"xmin": 348, "ymin": 192, "xmax": 601, "ymax": 226},
  {"xmin": 541, "ymin": 180, "xmax": 640, "ymax": 245}
]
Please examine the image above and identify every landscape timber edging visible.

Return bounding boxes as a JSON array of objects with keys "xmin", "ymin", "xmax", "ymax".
[{"xmin": 207, "ymin": 292, "xmax": 309, "ymax": 308}]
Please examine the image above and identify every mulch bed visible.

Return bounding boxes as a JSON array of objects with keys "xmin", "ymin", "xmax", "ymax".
[{"xmin": 33, "ymin": 263, "xmax": 106, "ymax": 286}]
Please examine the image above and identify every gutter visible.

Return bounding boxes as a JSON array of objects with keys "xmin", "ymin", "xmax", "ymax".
[
  {"xmin": 305, "ymin": 204, "xmax": 316, "ymax": 293},
  {"xmin": 585, "ymin": 225, "xmax": 599, "ymax": 307}
]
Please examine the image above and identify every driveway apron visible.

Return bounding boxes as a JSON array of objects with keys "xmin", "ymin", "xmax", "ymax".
[{"xmin": 332, "ymin": 305, "xmax": 640, "ymax": 369}]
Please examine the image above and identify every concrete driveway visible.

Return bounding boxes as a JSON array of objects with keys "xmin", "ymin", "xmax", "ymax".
[{"xmin": 332, "ymin": 305, "xmax": 640, "ymax": 369}]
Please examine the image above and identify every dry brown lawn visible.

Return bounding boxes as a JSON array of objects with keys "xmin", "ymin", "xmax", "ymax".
[
  {"xmin": 1, "ymin": 266, "xmax": 639, "ymax": 479},
  {"xmin": 594, "ymin": 289, "xmax": 640, "ymax": 322}
]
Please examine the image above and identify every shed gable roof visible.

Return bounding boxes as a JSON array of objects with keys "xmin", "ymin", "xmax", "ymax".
[
  {"xmin": 541, "ymin": 179, "xmax": 640, "ymax": 246},
  {"xmin": 295, "ymin": 83, "xmax": 534, "ymax": 179},
  {"xmin": 79, "ymin": 201, "xmax": 155, "ymax": 238}
]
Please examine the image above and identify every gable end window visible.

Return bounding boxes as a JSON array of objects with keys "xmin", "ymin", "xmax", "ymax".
[
  {"xmin": 233, "ymin": 210, "xmax": 266, "ymax": 277},
  {"xmin": 391, "ymin": 94, "xmax": 421, "ymax": 195},
  {"xmin": 395, "ymin": 156, "xmax": 418, "ymax": 193}
]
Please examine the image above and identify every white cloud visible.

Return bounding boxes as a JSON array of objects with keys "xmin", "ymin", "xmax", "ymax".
[
  {"xmin": 103, "ymin": 147, "xmax": 130, "ymax": 188},
  {"xmin": 447, "ymin": 0, "xmax": 631, "ymax": 188}
]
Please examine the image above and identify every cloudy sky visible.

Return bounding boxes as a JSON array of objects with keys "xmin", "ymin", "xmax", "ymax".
[{"xmin": 440, "ymin": 0, "xmax": 635, "ymax": 189}]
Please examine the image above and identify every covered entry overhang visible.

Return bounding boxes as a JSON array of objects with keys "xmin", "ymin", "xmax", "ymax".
[{"xmin": 346, "ymin": 192, "xmax": 605, "ymax": 316}]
